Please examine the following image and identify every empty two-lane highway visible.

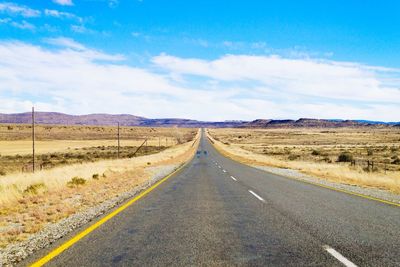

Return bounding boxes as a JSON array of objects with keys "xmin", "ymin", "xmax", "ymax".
[{"xmin": 30, "ymin": 131, "xmax": 399, "ymax": 266}]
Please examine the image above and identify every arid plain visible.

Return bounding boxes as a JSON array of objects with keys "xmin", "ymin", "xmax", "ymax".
[
  {"xmin": 208, "ymin": 127, "xmax": 400, "ymax": 193},
  {"xmin": 0, "ymin": 124, "xmax": 198, "ymax": 249}
]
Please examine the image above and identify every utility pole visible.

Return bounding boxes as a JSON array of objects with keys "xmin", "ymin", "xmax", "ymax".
[
  {"xmin": 117, "ymin": 122, "xmax": 120, "ymax": 159},
  {"xmin": 32, "ymin": 106, "xmax": 35, "ymax": 173}
]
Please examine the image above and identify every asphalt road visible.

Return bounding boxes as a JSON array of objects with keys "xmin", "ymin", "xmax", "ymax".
[{"xmin": 30, "ymin": 130, "xmax": 399, "ymax": 266}]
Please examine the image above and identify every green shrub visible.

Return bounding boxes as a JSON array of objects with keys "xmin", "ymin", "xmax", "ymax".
[
  {"xmin": 24, "ymin": 183, "xmax": 46, "ymax": 194},
  {"xmin": 367, "ymin": 148, "xmax": 373, "ymax": 156},
  {"xmin": 67, "ymin": 177, "xmax": 86, "ymax": 187},
  {"xmin": 337, "ymin": 152, "xmax": 353, "ymax": 162}
]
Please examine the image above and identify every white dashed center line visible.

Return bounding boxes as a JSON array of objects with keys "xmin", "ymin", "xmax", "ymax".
[
  {"xmin": 248, "ymin": 190, "xmax": 265, "ymax": 202},
  {"xmin": 230, "ymin": 176, "xmax": 237, "ymax": 181},
  {"xmin": 323, "ymin": 246, "xmax": 358, "ymax": 267},
  {"xmin": 222, "ymin": 169, "xmax": 226, "ymax": 173}
]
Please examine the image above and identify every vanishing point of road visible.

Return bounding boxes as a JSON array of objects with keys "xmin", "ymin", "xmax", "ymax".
[{"xmin": 28, "ymin": 130, "xmax": 400, "ymax": 266}]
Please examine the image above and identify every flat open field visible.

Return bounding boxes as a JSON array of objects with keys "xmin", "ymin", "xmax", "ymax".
[
  {"xmin": 0, "ymin": 125, "xmax": 199, "ymax": 249},
  {"xmin": 0, "ymin": 124, "xmax": 196, "ymax": 175},
  {"xmin": 208, "ymin": 127, "xmax": 400, "ymax": 193}
]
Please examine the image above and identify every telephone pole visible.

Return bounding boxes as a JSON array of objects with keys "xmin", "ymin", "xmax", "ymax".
[
  {"xmin": 117, "ymin": 122, "xmax": 120, "ymax": 158},
  {"xmin": 32, "ymin": 106, "xmax": 35, "ymax": 173}
]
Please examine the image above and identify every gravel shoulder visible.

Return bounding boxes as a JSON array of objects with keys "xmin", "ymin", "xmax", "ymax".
[
  {"xmin": 0, "ymin": 164, "xmax": 182, "ymax": 266},
  {"xmin": 253, "ymin": 165, "xmax": 400, "ymax": 205}
]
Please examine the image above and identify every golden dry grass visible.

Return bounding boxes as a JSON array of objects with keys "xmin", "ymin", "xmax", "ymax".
[
  {"xmin": 207, "ymin": 128, "xmax": 400, "ymax": 194},
  {"xmin": 0, "ymin": 139, "xmax": 177, "ymax": 156},
  {"xmin": 0, "ymin": 128, "xmax": 200, "ymax": 248},
  {"xmin": 0, "ymin": 124, "xmax": 197, "ymax": 175},
  {"xmin": 0, "ymin": 124, "xmax": 195, "ymax": 141}
]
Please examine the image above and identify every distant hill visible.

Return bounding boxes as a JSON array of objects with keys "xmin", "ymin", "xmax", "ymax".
[
  {"xmin": 241, "ymin": 118, "xmax": 382, "ymax": 128},
  {"xmin": 0, "ymin": 112, "xmax": 244, "ymax": 128},
  {"xmin": 0, "ymin": 112, "xmax": 398, "ymax": 128},
  {"xmin": 0, "ymin": 112, "xmax": 146, "ymax": 126}
]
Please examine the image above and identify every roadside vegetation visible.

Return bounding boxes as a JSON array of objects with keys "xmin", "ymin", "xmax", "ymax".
[
  {"xmin": 0, "ymin": 124, "xmax": 198, "ymax": 248},
  {"xmin": 208, "ymin": 127, "xmax": 400, "ymax": 193}
]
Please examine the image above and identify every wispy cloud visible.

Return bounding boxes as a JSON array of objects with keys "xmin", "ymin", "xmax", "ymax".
[
  {"xmin": 0, "ymin": 2, "xmax": 40, "ymax": 17},
  {"xmin": 0, "ymin": 40, "xmax": 399, "ymax": 121},
  {"xmin": 70, "ymin": 24, "xmax": 94, "ymax": 34},
  {"xmin": 108, "ymin": 0, "xmax": 119, "ymax": 8},
  {"xmin": 0, "ymin": 18, "xmax": 35, "ymax": 30},
  {"xmin": 45, "ymin": 37, "xmax": 85, "ymax": 50},
  {"xmin": 44, "ymin": 9, "xmax": 82, "ymax": 22},
  {"xmin": 52, "ymin": 0, "xmax": 73, "ymax": 6}
]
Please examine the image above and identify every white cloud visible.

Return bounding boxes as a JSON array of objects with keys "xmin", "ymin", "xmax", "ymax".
[
  {"xmin": 44, "ymin": 9, "xmax": 82, "ymax": 22},
  {"xmin": 10, "ymin": 19, "xmax": 35, "ymax": 30},
  {"xmin": 0, "ymin": 2, "xmax": 40, "ymax": 17},
  {"xmin": 45, "ymin": 37, "xmax": 86, "ymax": 50},
  {"xmin": 0, "ymin": 40, "xmax": 399, "ymax": 121},
  {"xmin": 71, "ymin": 24, "xmax": 95, "ymax": 34},
  {"xmin": 152, "ymin": 54, "xmax": 400, "ymax": 104},
  {"xmin": 0, "ymin": 18, "xmax": 35, "ymax": 30},
  {"xmin": 108, "ymin": 0, "xmax": 119, "ymax": 8},
  {"xmin": 52, "ymin": 0, "xmax": 73, "ymax": 6}
]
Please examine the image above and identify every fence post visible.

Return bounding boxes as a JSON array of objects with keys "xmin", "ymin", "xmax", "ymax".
[
  {"xmin": 32, "ymin": 106, "xmax": 35, "ymax": 173},
  {"xmin": 117, "ymin": 122, "xmax": 120, "ymax": 159}
]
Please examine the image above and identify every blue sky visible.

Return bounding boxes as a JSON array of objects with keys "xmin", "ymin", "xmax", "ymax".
[{"xmin": 0, "ymin": 0, "xmax": 399, "ymax": 121}]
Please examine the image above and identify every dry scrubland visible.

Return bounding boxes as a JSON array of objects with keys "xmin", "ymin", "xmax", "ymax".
[
  {"xmin": 0, "ymin": 124, "xmax": 193, "ymax": 174},
  {"xmin": 0, "ymin": 124, "xmax": 198, "ymax": 248},
  {"xmin": 208, "ymin": 127, "xmax": 400, "ymax": 193}
]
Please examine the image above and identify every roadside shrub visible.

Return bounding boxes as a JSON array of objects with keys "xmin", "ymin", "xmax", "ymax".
[
  {"xmin": 392, "ymin": 156, "xmax": 400, "ymax": 165},
  {"xmin": 0, "ymin": 169, "xmax": 6, "ymax": 176},
  {"xmin": 337, "ymin": 152, "xmax": 353, "ymax": 162},
  {"xmin": 67, "ymin": 177, "xmax": 86, "ymax": 187},
  {"xmin": 311, "ymin": 149, "xmax": 321, "ymax": 156},
  {"xmin": 92, "ymin": 173, "xmax": 99, "ymax": 180},
  {"xmin": 367, "ymin": 148, "xmax": 373, "ymax": 156},
  {"xmin": 24, "ymin": 183, "xmax": 46, "ymax": 195},
  {"xmin": 323, "ymin": 157, "xmax": 332, "ymax": 163},
  {"xmin": 147, "ymin": 162, "xmax": 151, "ymax": 165},
  {"xmin": 288, "ymin": 154, "xmax": 299, "ymax": 161}
]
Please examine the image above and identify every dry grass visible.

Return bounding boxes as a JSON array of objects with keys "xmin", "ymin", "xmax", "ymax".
[
  {"xmin": 0, "ymin": 124, "xmax": 197, "ymax": 175},
  {"xmin": 0, "ymin": 139, "xmax": 176, "ymax": 156},
  {"xmin": 0, "ymin": 127, "xmax": 199, "ymax": 248},
  {"xmin": 0, "ymin": 124, "xmax": 195, "ymax": 141},
  {"xmin": 207, "ymin": 128, "xmax": 400, "ymax": 194}
]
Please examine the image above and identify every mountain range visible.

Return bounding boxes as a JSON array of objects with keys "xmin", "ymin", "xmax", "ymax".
[{"xmin": 0, "ymin": 112, "xmax": 398, "ymax": 128}]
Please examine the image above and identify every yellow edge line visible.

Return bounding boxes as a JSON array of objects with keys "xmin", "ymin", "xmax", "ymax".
[
  {"xmin": 30, "ymin": 159, "xmax": 192, "ymax": 267},
  {"xmin": 208, "ymin": 135, "xmax": 400, "ymax": 208}
]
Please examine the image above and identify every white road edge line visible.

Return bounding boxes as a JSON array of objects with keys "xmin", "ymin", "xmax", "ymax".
[
  {"xmin": 230, "ymin": 176, "xmax": 237, "ymax": 181},
  {"xmin": 323, "ymin": 245, "xmax": 358, "ymax": 267},
  {"xmin": 248, "ymin": 190, "xmax": 265, "ymax": 202}
]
